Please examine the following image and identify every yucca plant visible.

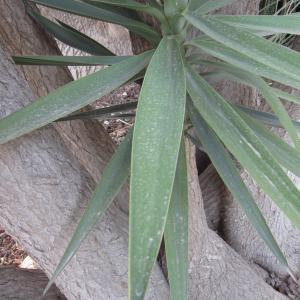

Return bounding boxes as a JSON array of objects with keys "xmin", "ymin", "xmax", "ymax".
[{"xmin": 3, "ymin": 0, "xmax": 300, "ymax": 298}]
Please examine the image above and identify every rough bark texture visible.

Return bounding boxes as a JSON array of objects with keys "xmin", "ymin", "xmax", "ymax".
[
  {"xmin": 0, "ymin": 266, "xmax": 66, "ymax": 300},
  {"xmin": 0, "ymin": 1, "xmax": 169, "ymax": 299}
]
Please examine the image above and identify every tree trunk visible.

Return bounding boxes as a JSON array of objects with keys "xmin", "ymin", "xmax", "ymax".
[
  {"xmin": 0, "ymin": 266, "xmax": 66, "ymax": 300},
  {"xmin": 0, "ymin": 1, "xmax": 169, "ymax": 299}
]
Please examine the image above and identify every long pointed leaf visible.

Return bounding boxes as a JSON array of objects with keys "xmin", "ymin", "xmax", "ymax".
[
  {"xmin": 212, "ymin": 15, "xmax": 300, "ymax": 35},
  {"xmin": 236, "ymin": 108, "xmax": 300, "ymax": 179},
  {"xmin": 43, "ymin": 129, "xmax": 133, "ymax": 295},
  {"xmin": 13, "ymin": 55, "xmax": 128, "ymax": 66},
  {"xmin": 81, "ymin": 0, "xmax": 135, "ymax": 18},
  {"xmin": 194, "ymin": 0, "xmax": 234, "ymax": 15},
  {"xmin": 184, "ymin": 14, "xmax": 300, "ymax": 84},
  {"xmin": 164, "ymin": 138, "xmax": 188, "ymax": 300},
  {"xmin": 130, "ymin": 38, "xmax": 186, "ymax": 300},
  {"xmin": 188, "ymin": 100, "xmax": 289, "ymax": 269},
  {"xmin": 190, "ymin": 59, "xmax": 300, "ymax": 150},
  {"xmin": 194, "ymin": 54, "xmax": 300, "ymax": 107},
  {"xmin": 164, "ymin": 0, "xmax": 188, "ymax": 16},
  {"xmin": 85, "ymin": 0, "xmax": 148, "ymax": 10},
  {"xmin": 31, "ymin": 0, "xmax": 161, "ymax": 44},
  {"xmin": 85, "ymin": 0, "xmax": 164, "ymax": 20},
  {"xmin": 58, "ymin": 101, "xmax": 137, "ymax": 121},
  {"xmin": 29, "ymin": 10, "xmax": 113, "ymax": 55},
  {"xmin": 188, "ymin": 0, "xmax": 208, "ymax": 11},
  {"xmin": 186, "ymin": 63, "xmax": 300, "ymax": 231},
  {"xmin": 274, "ymin": 88, "xmax": 300, "ymax": 105},
  {"xmin": 187, "ymin": 37, "xmax": 300, "ymax": 90},
  {"xmin": 237, "ymin": 105, "xmax": 300, "ymax": 132},
  {"xmin": 0, "ymin": 51, "xmax": 152, "ymax": 144},
  {"xmin": 199, "ymin": 70, "xmax": 300, "ymax": 178}
]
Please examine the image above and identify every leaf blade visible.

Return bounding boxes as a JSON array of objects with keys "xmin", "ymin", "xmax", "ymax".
[
  {"xmin": 13, "ymin": 55, "xmax": 128, "ymax": 66},
  {"xmin": 188, "ymin": 100, "xmax": 289, "ymax": 269},
  {"xmin": 188, "ymin": 0, "xmax": 208, "ymax": 11},
  {"xmin": 0, "ymin": 51, "xmax": 152, "ymax": 144},
  {"xmin": 186, "ymin": 63, "xmax": 300, "ymax": 231},
  {"xmin": 237, "ymin": 105, "xmax": 300, "ymax": 132},
  {"xmin": 191, "ymin": 59, "xmax": 300, "ymax": 150},
  {"xmin": 212, "ymin": 15, "xmax": 300, "ymax": 35},
  {"xmin": 194, "ymin": 0, "xmax": 234, "ymax": 15},
  {"xmin": 236, "ymin": 107, "xmax": 300, "ymax": 179},
  {"xmin": 184, "ymin": 14, "xmax": 300, "ymax": 84},
  {"xmin": 57, "ymin": 101, "xmax": 137, "ymax": 121},
  {"xmin": 187, "ymin": 37, "xmax": 300, "ymax": 90},
  {"xmin": 31, "ymin": 0, "xmax": 161, "ymax": 44},
  {"xmin": 164, "ymin": 138, "xmax": 188, "ymax": 300},
  {"xmin": 29, "ymin": 10, "xmax": 113, "ymax": 55},
  {"xmin": 199, "ymin": 68, "xmax": 300, "ymax": 178},
  {"xmin": 85, "ymin": 0, "xmax": 164, "ymax": 20},
  {"xmin": 129, "ymin": 38, "xmax": 186, "ymax": 300}
]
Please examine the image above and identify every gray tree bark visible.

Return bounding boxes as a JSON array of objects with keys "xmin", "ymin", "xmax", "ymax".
[{"xmin": 0, "ymin": 266, "xmax": 66, "ymax": 300}]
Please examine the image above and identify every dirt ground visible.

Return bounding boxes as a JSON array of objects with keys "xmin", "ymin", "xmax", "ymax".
[{"xmin": 0, "ymin": 226, "xmax": 26, "ymax": 266}]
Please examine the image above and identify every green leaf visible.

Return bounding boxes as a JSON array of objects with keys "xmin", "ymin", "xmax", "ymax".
[
  {"xmin": 187, "ymin": 37, "xmax": 300, "ymax": 90},
  {"xmin": 273, "ymin": 88, "xmax": 300, "ymax": 105},
  {"xmin": 61, "ymin": 112, "xmax": 135, "ymax": 121},
  {"xmin": 81, "ymin": 0, "xmax": 135, "ymax": 18},
  {"xmin": 188, "ymin": 45, "xmax": 300, "ymax": 104},
  {"xmin": 28, "ymin": 10, "xmax": 113, "ymax": 55},
  {"xmin": 194, "ymin": 0, "xmax": 234, "ymax": 15},
  {"xmin": 189, "ymin": 59, "xmax": 300, "ymax": 150},
  {"xmin": 13, "ymin": 55, "xmax": 128, "ymax": 66},
  {"xmin": 43, "ymin": 129, "xmax": 133, "ymax": 296},
  {"xmin": 89, "ymin": 0, "xmax": 150, "ymax": 9},
  {"xmin": 57, "ymin": 101, "xmax": 137, "ymax": 121},
  {"xmin": 238, "ymin": 73, "xmax": 300, "ymax": 151},
  {"xmin": 188, "ymin": 0, "xmax": 208, "ymax": 11},
  {"xmin": 164, "ymin": 138, "xmax": 188, "ymax": 300},
  {"xmin": 237, "ymin": 105, "xmax": 300, "ymax": 132},
  {"xmin": 188, "ymin": 99, "xmax": 289, "ymax": 269},
  {"xmin": 235, "ymin": 107, "xmax": 300, "ymax": 179},
  {"xmin": 129, "ymin": 37, "xmax": 186, "ymax": 300},
  {"xmin": 186, "ymin": 63, "xmax": 300, "ymax": 231},
  {"xmin": 212, "ymin": 15, "xmax": 300, "ymax": 35},
  {"xmin": 184, "ymin": 14, "xmax": 300, "ymax": 85},
  {"xmin": 0, "ymin": 51, "xmax": 153, "ymax": 145},
  {"xmin": 164, "ymin": 0, "xmax": 188, "ymax": 16},
  {"xmin": 147, "ymin": 0, "xmax": 162, "ymax": 7},
  {"xmin": 197, "ymin": 68, "xmax": 300, "ymax": 178},
  {"xmin": 31, "ymin": 0, "xmax": 161, "ymax": 44},
  {"xmin": 85, "ymin": 0, "xmax": 164, "ymax": 20}
]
